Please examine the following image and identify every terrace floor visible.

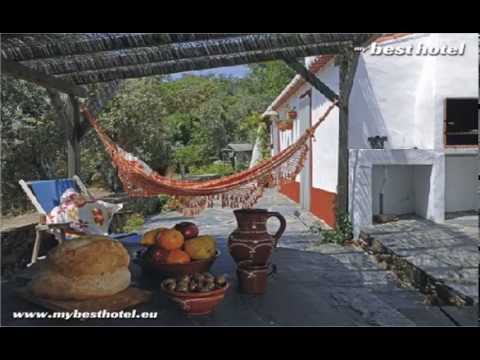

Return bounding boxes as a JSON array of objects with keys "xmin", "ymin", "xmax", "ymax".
[{"xmin": 2, "ymin": 189, "xmax": 477, "ymax": 326}]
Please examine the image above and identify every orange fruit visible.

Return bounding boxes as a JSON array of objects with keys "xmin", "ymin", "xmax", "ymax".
[
  {"xmin": 141, "ymin": 227, "xmax": 168, "ymax": 246},
  {"xmin": 156, "ymin": 229, "xmax": 184, "ymax": 250},
  {"xmin": 165, "ymin": 249, "xmax": 191, "ymax": 264}
]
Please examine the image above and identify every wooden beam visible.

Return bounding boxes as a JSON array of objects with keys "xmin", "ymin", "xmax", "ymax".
[
  {"xmin": 2, "ymin": 59, "xmax": 88, "ymax": 97},
  {"xmin": 67, "ymin": 95, "xmax": 81, "ymax": 177},
  {"xmin": 283, "ymin": 58, "xmax": 340, "ymax": 105},
  {"xmin": 336, "ymin": 49, "xmax": 361, "ymax": 218}
]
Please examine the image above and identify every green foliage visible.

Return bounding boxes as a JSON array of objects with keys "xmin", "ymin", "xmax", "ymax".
[
  {"xmin": 173, "ymin": 144, "xmax": 206, "ymax": 169},
  {"xmin": 320, "ymin": 211, "xmax": 353, "ymax": 245},
  {"xmin": 122, "ymin": 213, "xmax": 145, "ymax": 233},
  {"xmin": 257, "ymin": 121, "xmax": 272, "ymax": 161},
  {"xmin": 238, "ymin": 112, "xmax": 262, "ymax": 140},
  {"xmin": 243, "ymin": 62, "xmax": 296, "ymax": 102},
  {"xmin": 1, "ymin": 76, "xmax": 65, "ymax": 215},
  {"xmin": 124, "ymin": 195, "xmax": 171, "ymax": 217},
  {"xmin": 84, "ymin": 77, "xmax": 173, "ymax": 179},
  {"xmin": 190, "ymin": 163, "xmax": 234, "ymax": 176}
]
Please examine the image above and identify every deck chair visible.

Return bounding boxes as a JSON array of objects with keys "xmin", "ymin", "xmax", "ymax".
[{"xmin": 19, "ymin": 175, "xmax": 141, "ymax": 266}]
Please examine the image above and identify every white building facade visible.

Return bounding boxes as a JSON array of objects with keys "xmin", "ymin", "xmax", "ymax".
[{"xmin": 266, "ymin": 33, "xmax": 478, "ymax": 237}]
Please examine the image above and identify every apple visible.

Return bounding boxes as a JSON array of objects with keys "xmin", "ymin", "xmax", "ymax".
[
  {"xmin": 151, "ymin": 248, "xmax": 168, "ymax": 263},
  {"xmin": 174, "ymin": 222, "xmax": 199, "ymax": 240}
]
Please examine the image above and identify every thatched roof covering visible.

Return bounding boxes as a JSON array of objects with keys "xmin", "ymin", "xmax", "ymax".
[{"xmin": 1, "ymin": 33, "xmax": 374, "ymax": 92}]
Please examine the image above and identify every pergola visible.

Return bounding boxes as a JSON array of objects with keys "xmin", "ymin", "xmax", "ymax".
[{"xmin": 1, "ymin": 33, "xmax": 379, "ymax": 213}]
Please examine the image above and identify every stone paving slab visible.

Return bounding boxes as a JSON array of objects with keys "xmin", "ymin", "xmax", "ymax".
[
  {"xmin": 361, "ymin": 215, "xmax": 478, "ymax": 306},
  {"xmin": 440, "ymin": 306, "xmax": 478, "ymax": 326},
  {"xmin": 445, "ymin": 212, "xmax": 479, "ymax": 244}
]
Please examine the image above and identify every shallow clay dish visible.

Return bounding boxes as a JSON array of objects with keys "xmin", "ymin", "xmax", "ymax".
[
  {"xmin": 138, "ymin": 250, "xmax": 220, "ymax": 279},
  {"xmin": 160, "ymin": 281, "xmax": 229, "ymax": 316}
]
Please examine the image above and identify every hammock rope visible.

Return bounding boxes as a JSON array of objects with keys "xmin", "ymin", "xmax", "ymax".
[{"xmin": 80, "ymin": 101, "xmax": 337, "ymax": 216}]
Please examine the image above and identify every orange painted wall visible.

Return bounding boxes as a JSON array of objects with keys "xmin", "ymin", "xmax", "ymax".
[
  {"xmin": 310, "ymin": 187, "xmax": 337, "ymax": 228},
  {"xmin": 279, "ymin": 181, "xmax": 300, "ymax": 203}
]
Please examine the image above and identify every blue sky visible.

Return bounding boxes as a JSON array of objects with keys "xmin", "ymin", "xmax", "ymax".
[{"xmin": 171, "ymin": 65, "xmax": 250, "ymax": 79}]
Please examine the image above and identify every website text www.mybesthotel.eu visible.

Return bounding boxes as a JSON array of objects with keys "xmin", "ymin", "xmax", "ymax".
[{"xmin": 12, "ymin": 309, "xmax": 158, "ymax": 320}]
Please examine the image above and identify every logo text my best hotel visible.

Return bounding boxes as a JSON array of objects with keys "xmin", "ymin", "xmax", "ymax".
[{"xmin": 366, "ymin": 42, "xmax": 466, "ymax": 56}]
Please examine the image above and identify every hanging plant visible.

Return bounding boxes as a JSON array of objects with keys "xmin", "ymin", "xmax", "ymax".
[
  {"xmin": 287, "ymin": 107, "xmax": 297, "ymax": 120},
  {"xmin": 277, "ymin": 119, "xmax": 293, "ymax": 131}
]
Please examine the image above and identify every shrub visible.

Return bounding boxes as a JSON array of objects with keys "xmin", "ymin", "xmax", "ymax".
[
  {"xmin": 122, "ymin": 213, "xmax": 145, "ymax": 233},
  {"xmin": 190, "ymin": 163, "xmax": 234, "ymax": 176},
  {"xmin": 124, "ymin": 195, "xmax": 171, "ymax": 217},
  {"xmin": 234, "ymin": 162, "xmax": 248, "ymax": 172},
  {"xmin": 320, "ymin": 211, "xmax": 353, "ymax": 245}
]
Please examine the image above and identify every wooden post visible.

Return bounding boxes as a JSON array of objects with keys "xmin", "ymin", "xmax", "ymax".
[
  {"xmin": 283, "ymin": 59, "xmax": 340, "ymax": 105},
  {"xmin": 336, "ymin": 49, "xmax": 360, "ymax": 218},
  {"xmin": 67, "ymin": 95, "xmax": 81, "ymax": 177}
]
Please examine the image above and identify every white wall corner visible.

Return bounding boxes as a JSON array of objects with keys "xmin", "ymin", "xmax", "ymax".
[{"xmin": 349, "ymin": 149, "xmax": 446, "ymax": 239}]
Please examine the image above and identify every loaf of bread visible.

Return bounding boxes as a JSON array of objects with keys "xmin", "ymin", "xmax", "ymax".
[
  {"xmin": 48, "ymin": 236, "xmax": 129, "ymax": 277},
  {"xmin": 29, "ymin": 267, "xmax": 131, "ymax": 301},
  {"xmin": 29, "ymin": 236, "xmax": 131, "ymax": 300}
]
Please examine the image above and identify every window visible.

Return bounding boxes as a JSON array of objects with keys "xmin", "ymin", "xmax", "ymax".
[{"xmin": 444, "ymin": 98, "xmax": 478, "ymax": 146}]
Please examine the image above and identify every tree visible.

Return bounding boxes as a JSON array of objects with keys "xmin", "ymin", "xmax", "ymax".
[
  {"xmin": 242, "ymin": 61, "xmax": 296, "ymax": 104},
  {"xmin": 1, "ymin": 76, "xmax": 65, "ymax": 215}
]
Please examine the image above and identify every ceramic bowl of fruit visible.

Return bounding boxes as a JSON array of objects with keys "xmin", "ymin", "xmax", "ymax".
[
  {"xmin": 161, "ymin": 273, "xmax": 229, "ymax": 315},
  {"xmin": 138, "ymin": 222, "xmax": 219, "ymax": 278}
]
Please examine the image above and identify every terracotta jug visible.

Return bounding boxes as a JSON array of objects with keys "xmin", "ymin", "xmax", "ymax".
[
  {"xmin": 228, "ymin": 209, "xmax": 286, "ymax": 266},
  {"xmin": 237, "ymin": 260, "xmax": 276, "ymax": 294}
]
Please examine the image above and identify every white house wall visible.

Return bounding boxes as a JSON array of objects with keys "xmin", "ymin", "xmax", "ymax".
[
  {"xmin": 311, "ymin": 62, "xmax": 340, "ymax": 193},
  {"xmin": 277, "ymin": 60, "xmax": 340, "ymax": 193},
  {"xmin": 445, "ymin": 155, "xmax": 479, "ymax": 212},
  {"xmin": 350, "ymin": 34, "xmax": 432, "ymax": 150},
  {"xmin": 413, "ymin": 165, "xmax": 432, "ymax": 219},
  {"xmin": 277, "ymin": 83, "xmax": 311, "ymax": 183},
  {"xmin": 430, "ymin": 33, "xmax": 479, "ymax": 149}
]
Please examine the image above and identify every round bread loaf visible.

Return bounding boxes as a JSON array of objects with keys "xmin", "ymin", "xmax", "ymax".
[
  {"xmin": 28, "ymin": 236, "xmax": 132, "ymax": 300},
  {"xmin": 48, "ymin": 236, "xmax": 130, "ymax": 277},
  {"xmin": 29, "ymin": 267, "xmax": 131, "ymax": 301}
]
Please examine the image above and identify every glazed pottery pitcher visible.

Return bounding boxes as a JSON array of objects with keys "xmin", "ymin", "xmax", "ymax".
[{"xmin": 228, "ymin": 209, "xmax": 286, "ymax": 266}]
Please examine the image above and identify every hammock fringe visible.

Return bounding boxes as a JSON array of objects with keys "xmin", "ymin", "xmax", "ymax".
[{"xmin": 80, "ymin": 101, "xmax": 336, "ymax": 216}]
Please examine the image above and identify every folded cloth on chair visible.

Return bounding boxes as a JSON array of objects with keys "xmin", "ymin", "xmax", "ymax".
[{"xmin": 46, "ymin": 188, "xmax": 122, "ymax": 236}]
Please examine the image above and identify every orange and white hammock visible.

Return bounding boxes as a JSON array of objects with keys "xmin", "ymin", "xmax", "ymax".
[{"xmin": 80, "ymin": 101, "xmax": 336, "ymax": 216}]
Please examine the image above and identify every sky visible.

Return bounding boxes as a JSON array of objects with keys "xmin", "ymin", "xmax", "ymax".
[{"xmin": 170, "ymin": 65, "xmax": 250, "ymax": 79}]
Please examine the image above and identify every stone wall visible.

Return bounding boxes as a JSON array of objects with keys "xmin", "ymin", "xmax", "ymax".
[{"xmin": 1, "ymin": 224, "xmax": 57, "ymax": 279}]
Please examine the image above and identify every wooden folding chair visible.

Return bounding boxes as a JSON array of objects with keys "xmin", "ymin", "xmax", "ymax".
[{"xmin": 19, "ymin": 175, "xmax": 140, "ymax": 266}]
